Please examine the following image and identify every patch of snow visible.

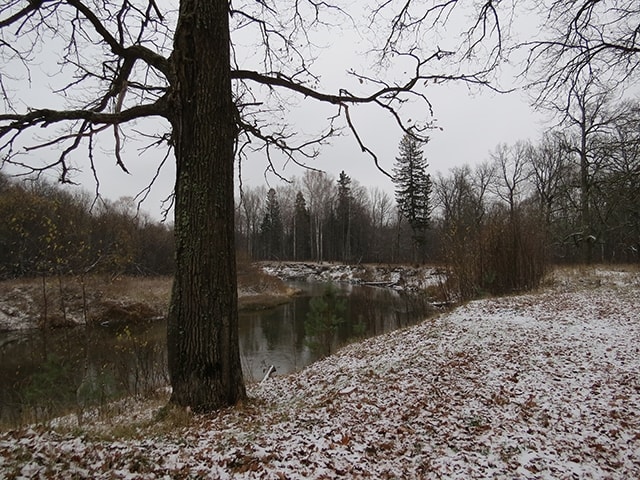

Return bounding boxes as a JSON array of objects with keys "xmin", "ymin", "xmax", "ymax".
[
  {"xmin": 263, "ymin": 262, "xmax": 446, "ymax": 294},
  {"xmin": 1, "ymin": 268, "xmax": 640, "ymax": 478},
  {"xmin": 0, "ymin": 306, "xmax": 36, "ymax": 331}
]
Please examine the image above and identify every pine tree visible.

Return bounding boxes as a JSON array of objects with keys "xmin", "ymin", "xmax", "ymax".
[
  {"xmin": 304, "ymin": 283, "xmax": 346, "ymax": 357},
  {"xmin": 393, "ymin": 134, "xmax": 432, "ymax": 259}
]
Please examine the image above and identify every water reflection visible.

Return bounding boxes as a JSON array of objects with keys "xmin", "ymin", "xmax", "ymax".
[
  {"xmin": 0, "ymin": 321, "xmax": 167, "ymax": 427},
  {"xmin": 0, "ymin": 281, "xmax": 434, "ymax": 428}
]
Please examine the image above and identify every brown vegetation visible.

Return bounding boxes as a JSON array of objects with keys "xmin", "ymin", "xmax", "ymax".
[
  {"xmin": 0, "ymin": 261, "xmax": 292, "ymax": 330},
  {"xmin": 0, "ymin": 275, "xmax": 171, "ymax": 330}
]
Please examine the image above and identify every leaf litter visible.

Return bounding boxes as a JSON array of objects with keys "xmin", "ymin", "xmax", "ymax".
[{"xmin": 1, "ymin": 267, "xmax": 639, "ymax": 479}]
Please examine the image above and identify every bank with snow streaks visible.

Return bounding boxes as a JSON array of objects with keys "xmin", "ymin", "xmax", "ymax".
[
  {"xmin": 261, "ymin": 261, "xmax": 446, "ymax": 293},
  {"xmin": 1, "ymin": 266, "xmax": 639, "ymax": 479}
]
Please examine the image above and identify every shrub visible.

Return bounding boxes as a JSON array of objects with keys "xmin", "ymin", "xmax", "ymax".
[
  {"xmin": 442, "ymin": 205, "xmax": 548, "ymax": 300},
  {"xmin": 304, "ymin": 283, "xmax": 346, "ymax": 357}
]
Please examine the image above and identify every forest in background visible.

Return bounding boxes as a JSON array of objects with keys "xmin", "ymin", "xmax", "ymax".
[
  {"xmin": 0, "ymin": 174, "xmax": 175, "ymax": 279},
  {"xmin": 1, "ymin": 93, "xmax": 639, "ymax": 299},
  {"xmin": 237, "ymin": 94, "xmax": 640, "ymax": 295}
]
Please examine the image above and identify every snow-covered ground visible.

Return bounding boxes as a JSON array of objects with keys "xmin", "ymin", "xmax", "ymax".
[
  {"xmin": 262, "ymin": 262, "xmax": 445, "ymax": 292},
  {"xmin": 1, "ymin": 266, "xmax": 639, "ymax": 479}
]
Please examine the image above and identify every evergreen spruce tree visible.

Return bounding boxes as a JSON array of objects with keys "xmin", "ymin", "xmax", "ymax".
[
  {"xmin": 294, "ymin": 191, "xmax": 311, "ymax": 261},
  {"xmin": 393, "ymin": 134, "xmax": 433, "ymax": 261},
  {"xmin": 336, "ymin": 171, "xmax": 353, "ymax": 262},
  {"xmin": 260, "ymin": 188, "xmax": 283, "ymax": 259}
]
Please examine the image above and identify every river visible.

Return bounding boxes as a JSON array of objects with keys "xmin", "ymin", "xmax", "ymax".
[{"xmin": 0, "ymin": 281, "xmax": 434, "ymax": 428}]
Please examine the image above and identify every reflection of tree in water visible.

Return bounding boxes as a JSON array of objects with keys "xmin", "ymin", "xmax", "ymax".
[
  {"xmin": 347, "ymin": 287, "xmax": 434, "ymax": 337},
  {"xmin": 278, "ymin": 297, "xmax": 310, "ymax": 370},
  {"xmin": 260, "ymin": 308, "xmax": 283, "ymax": 350},
  {"xmin": 304, "ymin": 284, "xmax": 435, "ymax": 357},
  {"xmin": 0, "ymin": 322, "xmax": 167, "ymax": 428},
  {"xmin": 305, "ymin": 283, "xmax": 346, "ymax": 357},
  {"xmin": 1, "ymin": 328, "xmax": 85, "ymax": 427},
  {"xmin": 22, "ymin": 354, "xmax": 78, "ymax": 424},
  {"xmin": 1, "ymin": 283, "xmax": 436, "ymax": 427},
  {"xmin": 239, "ymin": 299, "xmax": 308, "ymax": 381}
]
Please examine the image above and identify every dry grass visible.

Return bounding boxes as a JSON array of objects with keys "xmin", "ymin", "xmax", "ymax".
[
  {"xmin": 543, "ymin": 263, "xmax": 640, "ymax": 291},
  {"xmin": 50, "ymin": 390, "xmax": 178, "ymax": 442},
  {"xmin": 96, "ymin": 276, "xmax": 172, "ymax": 306},
  {"xmin": 237, "ymin": 258, "xmax": 294, "ymax": 310},
  {"xmin": 0, "ymin": 275, "xmax": 171, "ymax": 328},
  {"xmin": 0, "ymin": 263, "xmax": 293, "ymax": 329},
  {"xmin": 237, "ymin": 259, "xmax": 289, "ymax": 295}
]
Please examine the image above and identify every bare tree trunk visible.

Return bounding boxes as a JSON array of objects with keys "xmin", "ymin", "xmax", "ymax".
[
  {"xmin": 41, "ymin": 273, "xmax": 48, "ymax": 328},
  {"xmin": 167, "ymin": 0, "xmax": 246, "ymax": 411},
  {"xmin": 292, "ymin": 215, "xmax": 297, "ymax": 261},
  {"xmin": 580, "ymin": 147, "xmax": 592, "ymax": 264}
]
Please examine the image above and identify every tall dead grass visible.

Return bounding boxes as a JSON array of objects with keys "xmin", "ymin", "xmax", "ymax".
[{"xmin": 441, "ymin": 208, "xmax": 548, "ymax": 300}]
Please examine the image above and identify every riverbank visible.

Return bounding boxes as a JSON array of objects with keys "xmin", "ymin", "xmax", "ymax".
[
  {"xmin": 0, "ymin": 263, "xmax": 441, "ymax": 331},
  {"xmin": 261, "ymin": 261, "xmax": 445, "ymax": 293},
  {"xmin": 1, "ymin": 265, "xmax": 639, "ymax": 478},
  {"xmin": 0, "ymin": 264, "xmax": 294, "ymax": 331}
]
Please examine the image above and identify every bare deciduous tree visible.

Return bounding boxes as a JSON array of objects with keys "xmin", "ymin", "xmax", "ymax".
[
  {"xmin": 1, "ymin": 1, "xmax": 504, "ymax": 412},
  {"xmin": 489, "ymin": 141, "xmax": 532, "ymax": 216},
  {"xmin": 528, "ymin": 132, "xmax": 572, "ymax": 228},
  {"xmin": 523, "ymin": 0, "xmax": 640, "ymax": 104}
]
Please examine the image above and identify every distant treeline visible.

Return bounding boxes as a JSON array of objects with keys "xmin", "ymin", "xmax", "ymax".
[
  {"xmin": 2, "ymin": 95, "xmax": 638, "ymax": 299},
  {"xmin": 237, "ymin": 97, "xmax": 640, "ymax": 296},
  {"xmin": 238, "ymin": 130, "xmax": 640, "ymax": 267},
  {"xmin": 0, "ymin": 173, "xmax": 174, "ymax": 280}
]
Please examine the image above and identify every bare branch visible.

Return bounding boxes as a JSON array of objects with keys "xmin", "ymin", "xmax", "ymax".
[
  {"xmin": 521, "ymin": 0, "xmax": 640, "ymax": 105},
  {"xmin": 2, "ymin": 0, "xmax": 507, "ymax": 208},
  {"xmin": 0, "ymin": 0, "xmax": 43, "ymax": 29},
  {"xmin": 1, "ymin": 102, "xmax": 167, "ymax": 133},
  {"xmin": 65, "ymin": 0, "xmax": 170, "ymax": 76},
  {"xmin": 343, "ymin": 104, "xmax": 391, "ymax": 178}
]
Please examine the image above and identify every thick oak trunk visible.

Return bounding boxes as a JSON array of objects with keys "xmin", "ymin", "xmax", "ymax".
[{"xmin": 167, "ymin": 0, "xmax": 246, "ymax": 411}]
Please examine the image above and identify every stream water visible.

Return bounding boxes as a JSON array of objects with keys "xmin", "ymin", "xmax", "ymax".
[{"xmin": 0, "ymin": 281, "xmax": 434, "ymax": 428}]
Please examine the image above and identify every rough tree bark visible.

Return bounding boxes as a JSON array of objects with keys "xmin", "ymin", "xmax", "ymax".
[
  {"xmin": 167, "ymin": 0, "xmax": 246, "ymax": 410},
  {"xmin": 1, "ymin": 0, "xmax": 506, "ymax": 414}
]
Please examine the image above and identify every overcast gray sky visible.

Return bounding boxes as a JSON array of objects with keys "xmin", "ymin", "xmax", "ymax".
[
  {"xmin": 41, "ymin": 82, "xmax": 543, "ymax": 221},
  {"xmin": 2, "ymin": 1, "xmax": 548, "ymax": 220}
]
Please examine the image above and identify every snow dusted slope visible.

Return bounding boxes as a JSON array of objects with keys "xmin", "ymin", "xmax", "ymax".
[{"xmin": 1, "ymin": 267, "xmax": 639, "ymax": 479}]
